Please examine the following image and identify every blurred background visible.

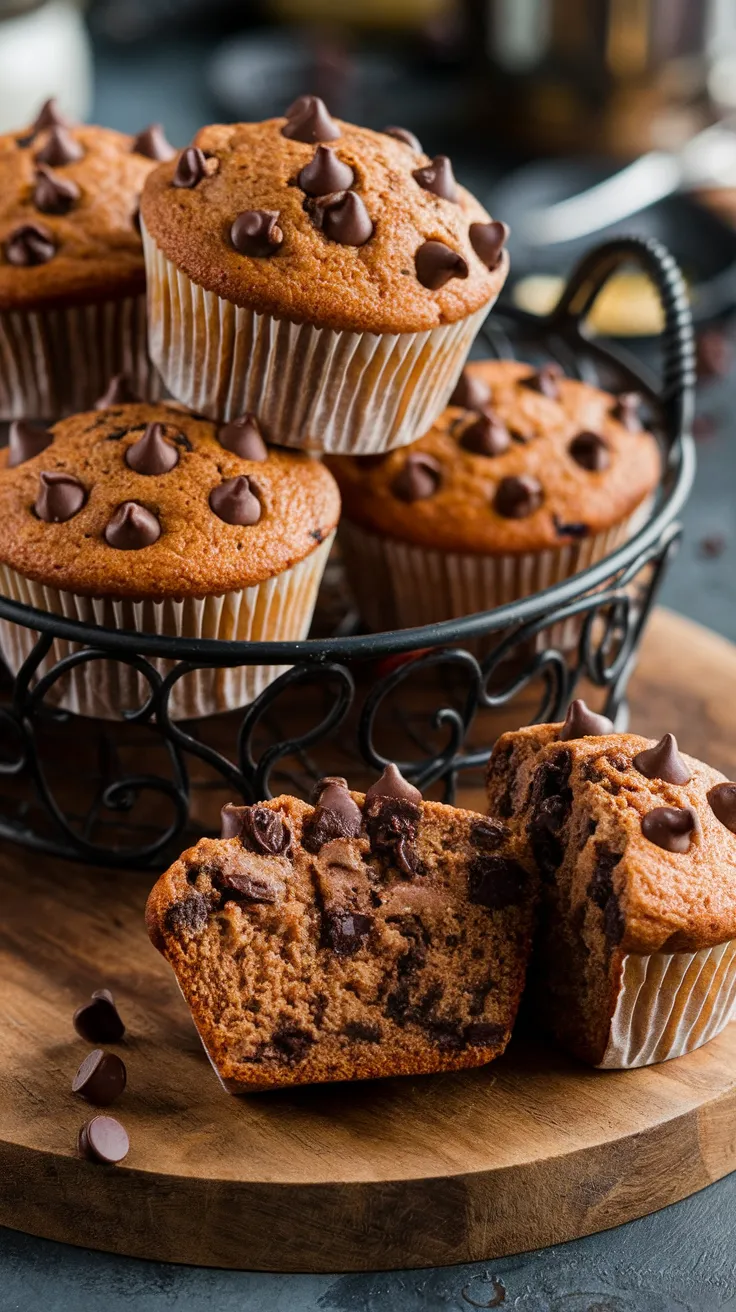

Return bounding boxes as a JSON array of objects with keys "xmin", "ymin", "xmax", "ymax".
[{"xmin": 1, "ymin": 0, "xmax": 735, "ymax": 634}]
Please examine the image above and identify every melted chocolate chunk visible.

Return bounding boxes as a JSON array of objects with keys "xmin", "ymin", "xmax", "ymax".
[
  {"xmin": 281, "ymin": 95, "xmax": 340, "ymax": 143},
  {"xmin": 523, "ymin": 363, "xmax": 563, "ymax": 399},
  {"xmin": 364, "ymin": 794, "xmax": 421, "ymax": 876},
  {"xmin": 470, "ymin": 818, "xmax": 509, "ymax": 851},
  {"xmin": 465, "ymin": 1021, "xmax": 505, "ymax": 1046},
  {"xmin": 633, "ymin": 733, "xmax": 691, "ymax": 785},
  {"xmin": 587, "ymin": 845, "xmax": 625, "ymax": 950},
  {"xmin": 164, "ymin": 892, "xmax": 208, "ymax": 937},
  {"xmin": 95, "ymin": 373, "xmax": 140, "ymax": 409},
  {"xmin": 33, "ymin": 164, "xmax": 80, "ymax": 215},
  {"xmin": 35, "ymin": 125, "xmax": 83, "ymax": 166},
  {"xmin": 302, "ymin": 779, "xmax": 363, "ymax": 853},
  {"xmin": 559, "ymin": 698, "xmax": 614, "ymax": 741},
  {"xmin": 343, "ymin": 1020, "xmax": 382, "ymax": 1042},
  {"xmin": 449, "ymin": 369, "xmax": 491, "ymax": 411},
  {"xmin": 569, "ymin": 431, "xmax": 610, "ymax": 471},
  {"xmin": 298, "ymin": 144, "xmax": 354, "ymax": 195},
  {"xmin": 217, "ymin": 414, "xmax": 269, "ymax": 460},
  {"xmin": 308, "ymin": 190, "xmax": 373, "ymax": 246},
  {"xmin": 8, "ymin": 419, "xmax": 52, "ymax": 467},
  {"xmin": 172, "ymin": 146, "xmax": 207, "ymax": 188},
  {"xmin": 231, "ymin": 209, "xmax": 283, "ymax": 257},
  {"xmin": 209, "ymin": 475, "xmax": 261, "ymax": 526},
  {"xmin": 226, "ymin": 804, "xmax": 292, "ymax": 856},
  {"xmin": 460, "ymin": 411, "xmax": 511, "ymax": 457},
  {"xmin": 322, "ymin": 910, "xmax": 373, "ymax": 956},
  {"xmin": 216, "ymin": 872, "xmax": 280, "ymax": 905},
  {"xmin": 415, "ymin": 240, "xmax": 468, "ymax": 290},
  {"xmin": 528, "ymin": 750, "xmax": 573, "ymax": 878},
  {"xmin": 125, "ymin": 422, "xmax": 179, "ymax": 475},
  {"xmin": 35, "ymin": 471, "xmax": 85, "ymax": 522},
  {"xmin": 707, "ymin": 782, "xmax": 736, "ymax": 833},
  {"xmin": 468, "ymin": 220, "xmax": 509, "ymax": 270},
  {"xmin": 493, "ymin": 474, "xmax": 543, "ymax": 519},
  {"xmin": 271, "ymin": 1027, "xmax": 314, "ymax": 1062},
  {"xmin": 412, "ymin": 154, "xmax": 457, "ymax": 202},
  {"xmin": 383, "ymin": 125, "xmax": 422, "ymax": 151},
  {"xmin": 132, "ymin": 123, "xmax": 175, "ymax": 161},
  {"xmin": 104, "ymin": 501, "xmax": 161, "ymax": 549},
  {"xmin": 391, "ymin": 453, "xmax": 441, "ymax": 502},
  {"xmin": 468, "ymin": 855, "xmax": 527, "ymax": 909},
  {"xmin": 641, "ymin": 806, "xmax": 695, "ymax": 853},
  {"xmin": 5, "ymin": 221, "xmax": 56, "ymax": 266}
]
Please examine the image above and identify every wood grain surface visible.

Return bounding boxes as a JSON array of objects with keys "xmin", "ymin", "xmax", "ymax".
[{"xmin": 1, "ymin": 607, "xmax": 736, "ymax": 1273}]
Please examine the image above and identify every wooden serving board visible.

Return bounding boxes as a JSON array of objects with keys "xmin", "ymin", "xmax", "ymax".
[{"xmin": 2, "ymin": 607, "xmax": 736, "ymax": 1273}]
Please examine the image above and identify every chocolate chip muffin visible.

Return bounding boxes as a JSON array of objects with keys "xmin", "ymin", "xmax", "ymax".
[
  {"xmin": 0, "ymin": 99, "xmax": 174, "ymax": 418},
  {"xmin": 146, "ymin": 765, "xmax": 537, "ymax": 1092},
  {"xmin": 140, "ymin": 96, "xmax": 510, "ymax": 454},
  {"xmin": 0, "ymin": 404, "xmax": 339, "ymax": 719},
  {"xmin": 328, "ymin": 359, "xmax": 660, "ymax": 636},
  {"xmin": 487, "ymin": 702, "xmax": 736, "ymax": 1068}
]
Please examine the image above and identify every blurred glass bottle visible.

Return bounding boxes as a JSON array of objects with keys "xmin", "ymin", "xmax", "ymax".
[{"xmin": 0, "ymin": 0, "xmax": 92, "ymax": 131}]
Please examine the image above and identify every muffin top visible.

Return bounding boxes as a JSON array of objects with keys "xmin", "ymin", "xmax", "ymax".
[
  {"xmin": 328, "ymin": 360, "xmax": 661, "ymax": 555},
  {"xmin": 140, "ymin": 96, "xmax": 509, "ymax": 335},
  {"xmin": 0, "ymin": 403, "xmax": 340, "ymax": 598},
  {"xmin": 0, "ymin": 99, "xmax": 175, "ymax": 310}
]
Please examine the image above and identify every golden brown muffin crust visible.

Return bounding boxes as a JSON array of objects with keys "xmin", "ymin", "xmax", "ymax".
[
  {"xmin": 140, "ymin": 116, "xmax": 508, "ymax": 334},
  {"xmin": 0, "ymin": 403, "xmax": 340, "ymax": 597},
  {"xmin": 328, "ymin": 361, "xmax": 661, "ymax": 554},
  {"xmin": 0, "ymin": 121, "xmax": 160, "ymax": 310}
]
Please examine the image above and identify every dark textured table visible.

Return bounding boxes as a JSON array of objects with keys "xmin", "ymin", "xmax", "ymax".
[{"xmin": 1, "ymin": 35, "xmax": 735, "ymax": 1312}]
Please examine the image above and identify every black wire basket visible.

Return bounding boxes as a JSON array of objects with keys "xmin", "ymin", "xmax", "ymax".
[{"xmin": 0, "ymin": 236, "xmax": 695, "ymax": 870}]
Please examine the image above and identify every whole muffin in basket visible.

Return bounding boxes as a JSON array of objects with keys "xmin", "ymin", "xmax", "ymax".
[
  {"xmin": 0, "ymin": 405, "xmax": 340, "ymax": 720},
  {"xmin": 139, "ymin": 96, "xmax": 510, "ymax": 454},
  {"xmin": 327, "ymin": 359, "xmax": 660, "ymax": 635},
  {"xmin": 0, "ymin": 98, "xmax": 174, "ymax": 418}
]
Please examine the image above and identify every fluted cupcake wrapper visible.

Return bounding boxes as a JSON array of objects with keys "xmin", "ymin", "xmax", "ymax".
[
  {"xmin": 599, "ymin": 939, "xmax": 736, "ymax": 1069},
  {"xmin": 142, "ymin": 223, "xmax": 495, "ymax": 455},
  {"xmin": 0, "ymin": 535, "xmax": 333, "ymax": 721},
  {"xmin": 0, "ymin": 293, "xmax": 159, "ymax": 421}
]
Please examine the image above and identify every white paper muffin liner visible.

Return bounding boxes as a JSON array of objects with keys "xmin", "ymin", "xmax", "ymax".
[
  {"xmin": 0, "ymin": 534, "xmax": 333, "ymax": 721},
  {"xmin": 598, "ymin": 939, "xmax": 736, "ymax": 1068},
  {"xmin": 142, "ymin": 224, "xmax": 494, "ymax": 455},
  {"xmin": 0, "ymin": 292, "xmax": 160, "ymax": 421}
]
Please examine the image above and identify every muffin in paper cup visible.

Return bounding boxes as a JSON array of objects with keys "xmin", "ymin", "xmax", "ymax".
[
  {"xmin": 0, "ymin": 100, "xmax": 174, "ymax": 418},
  {"xmin": 487, "ymin": 719, "xmax": 736, "ymax": 1068},
  {"xmin": 329, "ymin": 359, "xmax": 660, "ymax": 646},
  {"xmin": 139, "ymin": 98, "xmax": 510, "ymax": 454},
  {"xmin": 0, "ymin": 403, "xmax": 340, "ymax": 720}
]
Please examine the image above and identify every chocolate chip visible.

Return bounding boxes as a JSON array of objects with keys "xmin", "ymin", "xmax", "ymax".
[
  {"xmin": 79, "ymin": 1115, "xmax": 129, "ymax": 1164},
  {"xmin": 364, "ymin": 794, "xmax": 421, "ymax": 876},
  {"xmin": 271, "ymin": 1027, "xmax": 314, "ymax": 1062},
  {"xmin": 8, "ymin": 419, "xmax": 52, "ymax": 467},
  {"xmin": 217, "ymin": 872, "xmax": 280, "ymax": 904},
  {"xmin": 72, "ymin": 1049, "xmax": 127, "ymax": 1106},
  {"xmin": 303, "ymin": 778, "xmax": 362, "ymax": 852},
  {"xmin": 73, "ymin": 990, "xmax": 125, "ymax": 1044},
  {"xmin": 569, "ymin": 431, "xmax": 610, "ymax": 471},
  {"xmin": 468, "ymin": 855, "xmax": 528, "ymax": 909},
  {"xmin": 469, "ymin": 219, "xmax": 509, "ymax": 270},
  {"xmin": 5, "ymin": 222, "xmax": 55, "ymax": 266},
  {"xmin": 32, "ymin": 164, "xmax": 80, "ymax": 215},
  {"xmin": 365, "ymin": 763, "xmax": 422, "ymax": 802},
  {"xmin": 470, "ymin": 818, "xmax": 509, "ymax": 851},
  {"xmin": 523, "ymin": 363, "xmax": 563, "ymax": 399},
  {"xmin": 528, "ymin": 750, "xmax": 572, "ymax": 878},
  {"xmin": 391, "ymin": 452, "xmax": 441, "ymax": 502},
  {"xmin": 587, "ymin": 845, "xmax": 625, "ymax": 948},
  {"xmin": 323, "ymin": 910, "xmax": 373, "ymax": 956},
  {"xmin": 460, "ymin": 411, "xmax": 511, "ymax": 456},
  {"xmin": 553, "ymin": 516, "xmax": 589, "ymax": 539},
  {"xmin": 464, "ymin": 1021, "xmax": 505, "ymax": 1046},
  {"xmin": 282, "ymin": 95, "xmax": 340, "ymax": 143},
  {"xmin": 164, "ymin": 893, "xmax": 209, "ymax": 936},
  {"xmin": 31, "ymin": 98, "xmax": 69, "ymax": 134},
  {"xmin": 125, "ymin": 422, "xmax": 179, "ymax": 475},
  {"xmin": 707, "ymin": 782, "xmax": 736, "ymax": 833},
  {"xmin": 104, "ymin": 502, "xmax": 161, "ymax": 549},
  {"xmin": 224, "ymin": 804, "xmax": 292, "ymax": 856},
  {"xmin": 35, "ymin": 471, "xmax": 85, "ymax": 522},
  {"xmin": 559, "ymin": 698, "xmax": 614, "ymax": 741},
  {"xmin": 231, "ymin": 210, "xmax": 283, "ymax": 257},
  {"xmin": 172, "ymin": 146, "xmax": 207, "ymax": 188},
  {"xmin": 415, "ymin": 240, "xmax": 468, "ymax": 290},
  {"xmin": 209, "ymin": 475, "xmax": 261, "ymax": 526},
  {"xmin": 613, "ymin": 392, "xmax": 642, "ymax": 431},
  {"xmin": 493, "ymin": 474, "xmax": 543, "ymax": 519},
  {"xmin": 217, "ymin": 414, "xmax": 268, "ymax": 460},
  {"xmin": 412, "ymin": 154, "xmax": 457, "ymax": 202},
  {"xmin": 343, "ymin": 1020, "xmax": 382, "ymax": 1042},
  {"xmin": 35, "ymin": 125, "xmax": 83, "ymax": 166},
  {"xmin": 298, "ymin": 144, "xmax": 354, "ymax": 195},
  {"xmin": 383, "ymin": 125, "xmax": 422, "ymax": 151},
  {"xmin": 95, "ymin": 373, "xmax": 140, "ymax": 409},
  {"xmin": 633, "ymin": 733, "xmax": 691, "ymax": 785},
  {"xmin": 641, "ymin": 806, "xmax": 695, "ymax": 853},
  {"xmin": 449, "ymin": 369, "xmax": 491, "ymax": 411},
  {"xmin": 131, "ymin": 123, "xmax": 175, "ymax": 161},
  {"xmin": 309, "ymin": 190, "xmax": 373, "ymax": 246}
]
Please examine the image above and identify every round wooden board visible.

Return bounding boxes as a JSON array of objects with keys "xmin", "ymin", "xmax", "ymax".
[{"xmin": 2, "ymin": 607, "xmax": 736, "ymax": 1274}]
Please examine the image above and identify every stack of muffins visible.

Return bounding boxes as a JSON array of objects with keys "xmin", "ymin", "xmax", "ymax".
[{"xmin": 0, "ymin": 94, "xmax": 661, "ymax": 719}]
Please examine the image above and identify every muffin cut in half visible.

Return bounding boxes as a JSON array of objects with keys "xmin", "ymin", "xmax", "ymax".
[
  {"xmin": 146, "ymin": 766, "xmax": 537, "ymax": 1092},
  {"xmin": 486, "ymin": 701, "xmax": 736, "ymax": 1068}
]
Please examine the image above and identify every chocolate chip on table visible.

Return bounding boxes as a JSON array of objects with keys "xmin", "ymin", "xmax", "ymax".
[
  {"xmin": 493, "ymin": 474, "xmax": 543, "ymax": 519},
  {"xmin": 8, "ymin": 419, "xmax": 52, "ymax": 467},
  {"xmin": 281, "ymin": 94, "xmax": 340, "ymax": 143},
  {"xmin": 125, "ymin": 422, "xmax": 179, "ymax": 475},
  {"xmin": 35, "ymin": 471, "xmax": 85, "ymax": 523},
  {"xmin": 303, "ymin": 777, "xmax": 363, "ymax": 852},
  {"xmin": 633, "ymin": 733, "xmax": 691, "ymax": 785},
  {"xmin": 613, "ymin": 391, "xmax": 642, "ymax": 431},
  {"xmin": 391, "ymin": 453, "xmax": 441, "ymax": 502},
  {"xmin": 469, "ymin": 220, "xmax": 509, "ymax": 270},
  {"xmin": 415, "ymin": 240, "xmax": 468, "ymax": 290},
  {"xmin": 222, "ymin": 803, "xmax": 292, "ymax": 856},
  {"xmin": 104, "ymin": 501, "xmax": 161, "ymax": 549},
  {"xmin": 35, "ymin": 125, "xmax": 83, "ymax": 166},
  {"xmin": 707, "ymin": 782, "xmax": 736, "ymax": 832},
  {"xmin": 523, "ymin": 363, "xmax": 563, "ymax": 399},
  {"xmin": 94, "ymin": 373, "xmax": 141, "ymax": 409},
  {"xmin": 5, "ymin": 222, "xmax": 56, "ymax": 266},
  {"xmin": 172, "ymin": 146, "xmax": 207, "ymax": 188},
  {"xmin": 230, "ymin": 209, "xmax": 284, "ymax": 257},
  {"xmin": 449, "ymin": 369, "xmax": 491, "ymax": 411},
  {"xmin": 78, "ymin": 1115, "xmax": 129, "ymax": 1165},
  {"xmin": 309, "ymin": 191, "xmax": 373, "ymax": 246},
  {"xmin": 72, "ymin": 1049, "xmax": 127, "ymax": 1106},
  {"xmin": 131, "ymin": 123, "xmax": 175, "ymax": 161},
  {"xmin": 32, "ymin": 164, "xmax": 80, "ymax": 215},
  {"xmin": 217, "ymin": 414, "xmax": 268, "ymax": 460},
  {"xmin": 412, "ymin": 154, "xmax": 457, "ymax": 202},
  {"xmin": 209, "ymin": 475, "xmax": 261, "ymax": 526},
  {"xmin": 559, "ymin": 698, "xmax": 614, "ymax": 741},
  {"xmin": 641, "ymin": 805, "xmax": 695, "ymax": 853},
  {"xmin": 383, "ymin": 125, "xmax": 422, "ymax": 151},
  {"xmin": 73, "ymin": 989, "xmax": 126, "ymax": 1043},
  {"xmin": 569, "ymin": 431, "xmax": 610, "ymax": 471},
  {"xmin": 297, "ymin": 145, "xmax": 354, "ymax": 196},
  {"xmin": 365, "ymin": 763, "xmax": 422, "ymax": 802},
  {"xmin": 460, "ymin": 411, "xmax": 511, "ymax": 456},
  {"xmin": 322, "ymin": 909, "xmax": 373, "ymax": 956}
]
